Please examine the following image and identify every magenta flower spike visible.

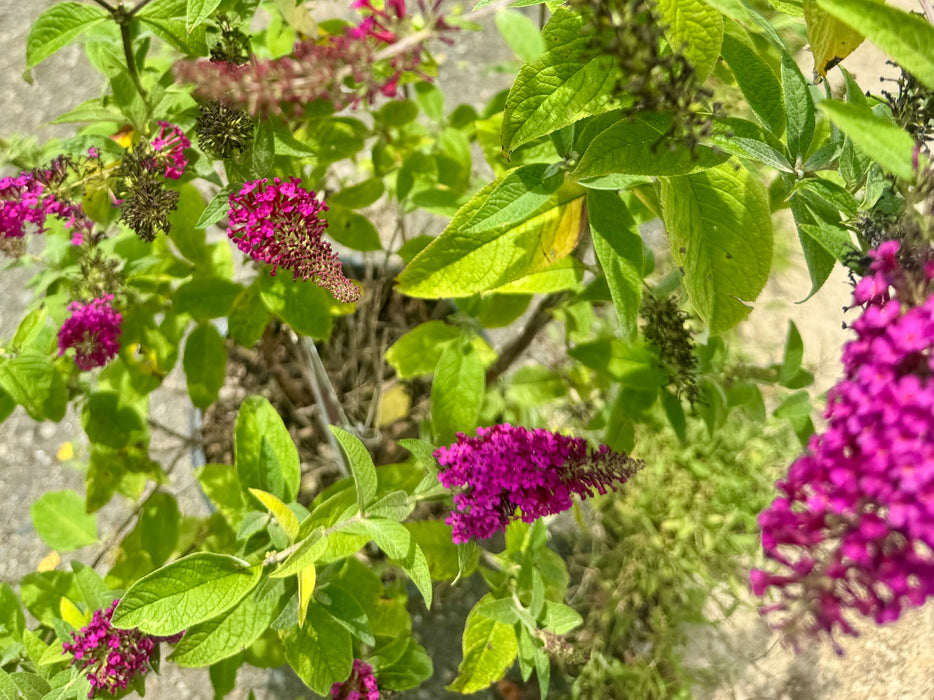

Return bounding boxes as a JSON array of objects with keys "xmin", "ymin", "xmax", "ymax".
[
  {"xmin": 227, "ymin": 177, "xmax": 360, "ymax": 303},
  {"xmin": 57, "ymin": 295, "xmax": 123, "ymax": 371},
  {"xmin": 331, "ymin": 659, "xmax": 380, "ymax": 700},
  {"xmin": 435, "ymin": 424, "xmax": 643, "ymax": 543},
  {"xmin": 62, "ymin": 600, "xmax": 182, "ymax": 698},
  {"xmin": 150, "ymin": 121, "xmax": 190, "ymax": 180},
  {"xmin": 752, "ymin": 241, "xmax": 934, "ymax": 651}
]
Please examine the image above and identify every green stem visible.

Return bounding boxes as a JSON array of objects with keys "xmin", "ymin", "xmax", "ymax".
[{"xmin": 120, "ymin": 20, "xmax": 149, "ymax": 105}]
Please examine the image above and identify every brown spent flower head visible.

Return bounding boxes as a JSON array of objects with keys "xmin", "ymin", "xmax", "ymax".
[{"xmin": 640, "ymin": 294, "xmax": 699, "ymax": 403}]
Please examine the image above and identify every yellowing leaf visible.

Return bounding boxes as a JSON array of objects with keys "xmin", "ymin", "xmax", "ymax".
[
  {"xmin": 56, "ymin": 442, "xmax": 74, "ymax": 462},
  {"xmin": 59, "ymin": 596, "xmax": 89, "ymax": 629},
  {"xmin": 249, "ymin": 488, "xmax": 300, "ymax": 541},
  {"xmin": 297, "ymin": 564, "xmax": 316, "ymax": 627},
  {"xmin": 377, "ymin": 382, "xmax": 411, "ymax": 428},
  {"xmin": 37, "ymin": 551, "xmax": 60, "ymax": 572},
  {"xmin": 804, "ymin": 0, "xmax": 883, "ymax": 79}
]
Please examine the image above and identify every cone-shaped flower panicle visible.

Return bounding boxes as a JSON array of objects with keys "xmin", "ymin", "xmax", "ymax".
[
  {"xmin": 58, "ymin": 295, "xmax": 123, "ymax": 371},
  {"xmin": 63, "ymin": 599, "xmax": 182, "ymax": 698},
  {"xmin": 435, "ymin": 424, "xmax": 644, "ymax": 543},
  {"xmin": 227, "ymin": 177, "xmax": 360, "ymax": 303},
  {"xmin": 331, "ymin": 659, "xmax": 380, "ymax": 700},
  {"xmin": 752, "ymin": 240, "xmax": 934, "ymax": 651},
  {"xmin": 150, "ymin": 121, "xmax": 190, "ymax": 179}
]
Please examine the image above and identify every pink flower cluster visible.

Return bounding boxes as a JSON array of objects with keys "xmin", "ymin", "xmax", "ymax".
[
  {"xmin": 174, "ymin": 0, "xmax": 454, "ymax": 115},
  {"xmin": 227, "ymin": 177, "xmax": 360, "ymax": 303},
  {"xmin": 435, "ymin": 424, "xmax": 643, "ymax": 543},
  {"xmin": 150, "ymin": 121, "xmax": 190, "ymax": 180},
  {"xmin": 0, "ymin": 164, "xmax": 93, "ymax": 245},
  {"xmin": 63, "ymin": 600, "xmax": 166, "ymax": 698},
  {"xmin": 331, "ymin": 659, "xmax": 380, "ymax": 699},
  {"xmin": 752, "ymin": 241, "xmax": 934, "ymax": 651},
  {"xmin": 57, "ymin": 295, "xmax": 123, "ymax": 371}
]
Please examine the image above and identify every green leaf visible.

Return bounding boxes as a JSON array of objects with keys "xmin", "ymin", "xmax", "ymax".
[
  {"xmin": 30, "ymin": 491, "xmax": 98, "ymax": 551},
  {"xmin": 235, "ymin": 396, "xmax": 301, "ymax": 503},
  {"xmin": 572, "ymin": 113, "xmax": 729, "ymax": 178},
  {"xmin": 781, "ymin": 52, "xmax": 816, "ymax": 162},
  {"xmin": 660, "ymin": 161, "xmax": 773, "ymax": 332},
  {"xmin": 342, "ymin": 519, "xmax": 433, "ymax": 607},
  {"xmin": 183, "ymin": 323, "xmax": 227, "ymax": 409},
  {"xmin": 818, "ymin": 0, "xmax": 934, "ymax": 90},
  {"xmin": 323, "ymin": 207, "xmax": 382, "ymax": 252},
  {"xmin": 0, "ymin": 353, "xmax": 53, "ymax": 420},
  {"xmin": 371, "ymin": 637, "xmax": 433, "ymax": 691},
  {"xmin": 228, "ymin": 282, "xmax": 271, "ymax": 347},
  {"xmin": 385, "ymin": 321, "xmax": 460, "ymax": 378},
  {"xmin": 495, "ymin": 9, "xmax": 546, "ymax": 62},
  {"xmin": 720, "ymin": 32, "xmax": 785, "ymax": 135},
  {"xmin": 252, "ymin": 119, "xmax": 275, "ymax": 176},
  {"xmin": 656, "ymin": 0, "xmax": 724, "ymax": 81},
  {"xmin": 187, "ymin": 0, "xmax": 223, "ymax": 32},
  {"xmin": 588, "ymin": 190, "xmax": 643, "ymax": 340},
  {"xmin": 432, "ymin": 341, "xmax": 485, "ymax": 445},
  {"xmin": 819, "ymin": 100, "xmax": 916, "ymax": 181},
  {"xmin": 140, "ymin": 491, "xmax": 181, "ymax": 568},
  {"xmin": 112, "ymin": 553, "xmax": 262, "ymax": 635},
  {"xmin": 281, "ymin": 604, "xmax": 352, "ymax": 695},
  {"xmin": 502, "ymin": 8, "xmax": 621, "ymax": 153},
  {"xmin": 170, "ymin": 580, "xmax": 285, "ymax": 667},
  {"xmin": 315, "ymin": 583, "xmax": 373, "ymax": 645},
  {"xmin": 0, "ymin": 668, "xmax": 19, "ymax": 700},
  {"xmin": 397, "ymin": 165, "xmax": 585, "ymax": 298},
  {"xmin": 72, "ymin": 562, "xmax": 112, "ymax": 613},
  {"xmin": 81, "ymin": 391, "xmax": 148, "ymax": 449},
  {"xmin": 329, "ymin": 427, "xmax": 378, "ymax": 513},
  {"xmin": 258, "ymin": 274, "xmax": 335, "ymax": 339},
  {"xmin": 448, "ymin": 595, "xmax": 518, "ymax": 693},
  {"xmin": 405, "ymin": 521, "xmax": 464, "ymax": 581},
  {"xmin": 195, "ymin": 185, "xmax": 237, "ymax": 229},
  {"xmin": 175, "ymin": 277, "xmax": 243, "ymax": 319},
  {"xmin": 25, "ymin": 2, "xmax": 108, "ymax": 70},
  {"xmin": 329, "ymin": 179, "xmax": 385, "ymax": 209}
]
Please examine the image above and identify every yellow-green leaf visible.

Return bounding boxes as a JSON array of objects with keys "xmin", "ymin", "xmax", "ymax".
[
  {"xmin": 447, "ymin": 595, "xmax": 518, "ymax": 693},
  {"xmin": 660, "ymin": 161, "xmax": 773, "ymax": 332},
  {"xmin": 804, "ymin": 0, "xmax": 881, "ymax": 78},
  {"xmin": 297, "ymin": 564, "xmax": 316, "ymax": 627},
  {"xmin": 249, "ymin": 488, "xmax": 300, "ymax": 541},
  {"xmin": 397, "ymin": 165, "xmax": 586, "ymax": 299}
]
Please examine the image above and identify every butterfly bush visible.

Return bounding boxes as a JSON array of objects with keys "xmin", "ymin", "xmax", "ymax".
[
  {"xmin": 63, "ymin": 600, "xmax": 182, "ymax": 698},
  {"xmin": 752, "ymin": 241, "xmax": 934, "ymax": 651},
  {"xmin": 228, "ymin": 177, "xmax": 360, "ymax": 303},
  {"xmin": 331, "ymin": 659, "xmax": 380, "ymax": 699},
  {"xmin": 435, "ymin": 424, "xmax": 644, "ymax": 543},
  {"xmin": 57, "ymin": 295, "xmax": 123, "ymax": 371}
]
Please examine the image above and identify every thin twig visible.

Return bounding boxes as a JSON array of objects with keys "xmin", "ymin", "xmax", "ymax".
[
  {"xmin": 88, "ymin": 0, "xmax": 117, "ymax": 12},
  {"xmin": 129, "ymin": 0, "xmax": 157, "ymax": 17},
  {"xmin": 90, "ymin": 444, "xmax": 187, "ymax": 569},
  {"xmin": 485, "ymin": 293, "xmax": 568, "ymax": 385},
  {"xmin": 920, "ymin": 0, "xmax": 934, "ymax": 25}
]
